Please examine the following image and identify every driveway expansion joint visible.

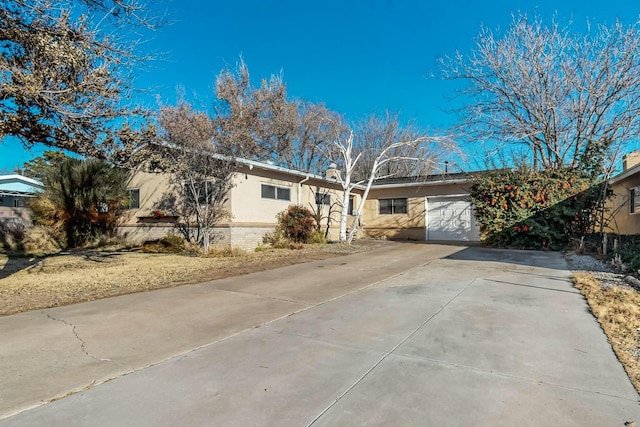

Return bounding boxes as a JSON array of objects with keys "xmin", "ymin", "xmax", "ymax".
[
  {"xmin": 306, "ymin": 278, "xmax": 477, "ymax": 427},
  {"xmin": 388, "ymin": 352, "xmax": 640, "ymax": 402}
]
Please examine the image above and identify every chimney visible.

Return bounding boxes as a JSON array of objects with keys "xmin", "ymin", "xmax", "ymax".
[
  {"xmin": 325, "ymin": 163, "xmax": 341, "ymax": 180},
  {"xmin": 623, "ymin": 151, "xmax": 640, "ymax": 171}
]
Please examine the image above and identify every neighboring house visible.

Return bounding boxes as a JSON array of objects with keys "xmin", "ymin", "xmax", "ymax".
[
  {"xmin": 0, "ymin": 174, "xmax": 44, "ymax": 224},
  {"xmin": 119, "ymin": 158, "xmax": 482, "ymax": 249},
  {"xmin": 606, "ymin": 151, "xmax": 640, "ymax": 234}
]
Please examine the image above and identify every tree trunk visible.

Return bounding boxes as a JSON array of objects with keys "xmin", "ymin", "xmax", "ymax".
[
  {"xmin": 203, "ymin": 228, "xmax": 210, "ymax": 255},
  {"xmin": 339, "ymin": 190, "xmax": 350, "ymax": 243},
  {"xmin": 347, "ymin": 165, "xmax": 376, "ymax": 244}
]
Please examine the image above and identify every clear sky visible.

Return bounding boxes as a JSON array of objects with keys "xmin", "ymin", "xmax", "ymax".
[{"xmin": 2, "ymin": 0, "xmax": 639, "ymax": 173}]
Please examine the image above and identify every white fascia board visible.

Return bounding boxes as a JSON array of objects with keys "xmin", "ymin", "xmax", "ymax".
[
  {"xmin": 368, "ymin": 178, "xmax": 472, "ymax": 189},
  {"xmin": 426, "ymin": 193, "xmax": 472, "ymax": 199},
  {"xmin": 234, "ymin": 158, "xmax": 324, "ymax": 180},
  {"xmin": 0, "ymin": 174, "xmax": 44, "ymax": 188}
]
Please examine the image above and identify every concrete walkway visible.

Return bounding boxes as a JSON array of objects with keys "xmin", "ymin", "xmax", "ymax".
[{"xmin": 1, "ymin": 243, "xmax": 639, "ymax": 426}]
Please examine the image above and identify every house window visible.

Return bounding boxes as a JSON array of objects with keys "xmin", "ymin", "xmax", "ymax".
[
  {"xmin": 315, "ymin": 192, "xmax": 330, "ymax": 206},
  {"xmin": 13, "ymin": 198, "xmax": 23, "ymax": 208},
  {"xmin": 379, "ymin": 198, "xmax": 408, "ymax": 215},
  {"xmin": 127, "ymin": 188, "xmax": 140, "ymax": 209},
  {"xmin": 349, "ymin": 196, "xmax": 355, "ymax": 215},
  {"xmin": 631, "ymin": 187, "xmax": 640, "ymax": 214},
  {"xmin": 261, "ymin": 184, "xmax": 291, "ymax": 201}
]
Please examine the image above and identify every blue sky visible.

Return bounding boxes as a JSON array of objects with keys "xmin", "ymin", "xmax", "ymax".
[{"xmin": 2, "ymin": 0, "xmax": 639, "ymax": 172}]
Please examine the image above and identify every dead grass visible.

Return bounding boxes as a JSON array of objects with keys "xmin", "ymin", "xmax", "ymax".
[
  {"xmin": 0, "ymin": 244, "xmax": 366, "ymax": 316},
  {"xmin": 572, "ymin": 272, "xmax": 640, "ymax": 393}
]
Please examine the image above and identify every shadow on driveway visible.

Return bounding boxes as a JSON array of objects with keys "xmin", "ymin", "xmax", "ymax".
[{"xmin": 444, "ymin": 246, "xmax": 568, "ymax": 270}]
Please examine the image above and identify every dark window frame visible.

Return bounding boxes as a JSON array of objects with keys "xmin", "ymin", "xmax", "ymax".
[
  {"xmin": 315, "ymin": 192, "xmax": 331, "ymax": 206},
  {"xmin": 378, "ymin": 198, "xmax": 408, "ymax": 215},
  {"xmin": 261, "ymin": 183, "xmax": 291, "ymax": 201}
]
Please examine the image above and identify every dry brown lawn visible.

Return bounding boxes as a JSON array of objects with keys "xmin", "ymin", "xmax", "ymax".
[
  {"xmin": 0, "ymin": 245, "xmax": 366, "ymax": 316},
  {"xmin": 573, "ymin": 272, "xmax": 640, "ymax": 393}
]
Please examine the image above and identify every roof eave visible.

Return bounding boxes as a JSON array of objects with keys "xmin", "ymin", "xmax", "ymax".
[
  {"xmin": 610, "ymin": 164, "xmax": 640, "ymax": 185},
  {"xmin": 369, "ymin": 178, "xmax": 472, "ymax": 189}
]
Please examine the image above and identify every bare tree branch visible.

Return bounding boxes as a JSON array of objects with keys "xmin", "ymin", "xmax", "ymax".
[
  {"xmin": 0, "ymin": 0, "xmax": 160, "ymax": 160},
  {"xmin": 152, "ymin": 102, "xmax": 235, "ymax": 254},
  {"xmin": 440, "ymin": 13, "xmax": 640, "ymax": 174}
]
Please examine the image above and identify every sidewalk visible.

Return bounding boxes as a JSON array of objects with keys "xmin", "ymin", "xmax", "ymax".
[{"xmin": 0, "ymin": 241, "xmax": 461, "ymax": 419}]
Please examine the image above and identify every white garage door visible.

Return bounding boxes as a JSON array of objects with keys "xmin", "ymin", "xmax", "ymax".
[{"xmin": 426, "ymin": 196, "xmax": 480, "ymax": 241}]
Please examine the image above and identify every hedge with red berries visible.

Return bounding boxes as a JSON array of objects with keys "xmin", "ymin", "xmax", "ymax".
[{"xmin": 470, "ymin": 169, "xmax": 604, "ymax": 250}]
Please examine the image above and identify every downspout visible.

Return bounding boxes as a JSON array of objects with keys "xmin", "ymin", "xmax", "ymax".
[{"xmin": 297, "ymin": 175, "xmax": 310, "ymax": 205}]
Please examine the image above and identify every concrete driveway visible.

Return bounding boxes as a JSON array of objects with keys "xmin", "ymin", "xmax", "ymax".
[{"xmin": 1, "ymin": 243, "xmax": 638, "ymax": 426}]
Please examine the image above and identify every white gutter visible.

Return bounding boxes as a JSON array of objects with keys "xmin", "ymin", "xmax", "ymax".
[
  {"xmin": 0, "ymin": 174, "xmax": 44, "ymax": 188},
  {"xmin": 369, "ymin": 178, "xmax": 472, "ymax": 189},
  {"xmin": 297, "ymin": 175, "xmax": 311, "ymax": 205}
]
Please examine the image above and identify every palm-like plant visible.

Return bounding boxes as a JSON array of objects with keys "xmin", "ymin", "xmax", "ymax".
[{"xmin": 29, "ymin": 158, "xmax": 128, "ymax": 247}]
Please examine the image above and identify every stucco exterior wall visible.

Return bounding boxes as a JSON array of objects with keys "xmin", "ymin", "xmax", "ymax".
[
  {"xmin": 360, "ymin": 182, "xmax": 473, "ymax": 240},
  {"xmin": 119, "ymin": 166, "xmax": 350, "ymax": 248},
  {"xmin": 606, "ymin": 177, "xmax": 640, "ymax": 235},
  {"xmin": 118, "ymin": 165, "xmax": 476, "ymax": 246},
  {"xmin": 231, "ymin": 170, "xmax": 298, "ymax": 224},
  {"xmin": 119, "ymin": 170, "xmax": 173, "ymax": 226},
  {"xmin": 231, "ymin": 166, "xmax": 348, "ymax": 236}
]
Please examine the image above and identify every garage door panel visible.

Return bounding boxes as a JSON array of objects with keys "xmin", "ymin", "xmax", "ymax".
[{"xmin": 426, "ymin": 197, "xmax": 480, "ymax": 241}]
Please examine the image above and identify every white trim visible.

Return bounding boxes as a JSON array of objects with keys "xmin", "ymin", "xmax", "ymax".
[
  {"xmin": 0, "ymin": 191, "xmax": 38, "ymax": 197},
  {"xmin": 0, "ymin": 174, "xmax": 43, "ymax": 188},
  {"xmin": 424, "ymin": 197, "xmax": 429, "ymax": 241},
  {"xmin": 630, "ymin": 186, "xmax": 640, "ymax": 215},
  {"xmin": 424, "ymin": 193, "xmax": 470, "ymax": 199},
  {"xmin": 370, "ymin": 178, "xmax": 471, "ymax": 189}
]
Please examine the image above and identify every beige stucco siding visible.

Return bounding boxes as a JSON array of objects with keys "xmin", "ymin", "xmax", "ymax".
[
  {"xmin": 231, "ymin": 166, "xmax": 348, "ymax": 227},
  {"xmin": 119, "ymin": 170, "xmax": 172, "ymax": 225},
  {"xmin": 360, "ymin": 182, "xmax": 473, "ymax": 240},
  {"xmin": 606, "ymin": 177, "xmax": 640, "ymax": 235},
  {"xmin": 231, "ymin": 171, "xmax": 297, "ymax": 224},
  {"xmin": 117, "ymin": 164, "xmax": 477, "ymax": 246}
]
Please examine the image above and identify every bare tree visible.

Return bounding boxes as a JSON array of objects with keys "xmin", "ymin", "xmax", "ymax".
[
  {"xmin": 331, "ymin": 130, "xmax": 449, "ymax": 244},
  {"xmin": 214, "ymin": 59, "xmax": 298, "ymax": 162},
  {"xmin": 214, "ymin": 59, "xmax": 350, "ymax": 174},
  {"xmin": 0, "ymin": 0, "xmax": 160, "ymax": 159},
  {"xmin": 154, "ymin": 102, "xmax": 235, "ymax": 255},
  {"xmin": 283, "ymin": 101, "xmax": 348, "ymax": 174},
  {"xmin": 440, "ymin": 13, "xmax": 640, "ymax": 174},
  {"xmin": 353, "ymin": 112, "xmax": 448, "ymax": 179}
]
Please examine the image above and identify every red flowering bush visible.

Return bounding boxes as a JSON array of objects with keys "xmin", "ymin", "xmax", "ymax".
[{"xmin": 276, "ymin": 205, "xmax": 317, "ymax": 243}]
